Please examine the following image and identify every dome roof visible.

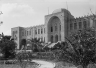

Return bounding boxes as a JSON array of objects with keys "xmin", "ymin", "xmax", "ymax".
[{"xmin": 52, "ymin": 8, "xmax": 70, "ymax": 14}]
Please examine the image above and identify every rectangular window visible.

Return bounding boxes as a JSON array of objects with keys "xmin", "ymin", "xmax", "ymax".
[
  {"xmin": 22, "ymin": 31, "xmax": 24, "ymax": 36},
  {"xmin": 25, "ymin": 31, "xmax": 26, "ymax": 36},
  {"xmin": 15, "ymin": 31, "xmax": 17, "ymax": 34},
  {"xmin": 44, "ymin": 28, "xmax": 45, "ymax": 33},
  {"xmin": 41, "ymin": 28, "xmax": 43, "ymax": 34},
  {"xmin": 41, "ymin": 37, "xmax": 43, "ymax": 42},
  {"xmin": 31, "ymin": 28, "xmax": 33, "ymax": 35},
  {"xmin": 79, "ymin": 22, "xmax": 82, "ymax": 29},
  {"xmin": 83, "ymin": 21, "xmax": 87, "ymax": 29},
  {"xmin": 70, "ymin": 23, "xmax": 73, "ymax": 30},
  {"xmin": 35, "ymin": 28, "xmax": 37, "ymax": 35},
  {"xmin": 38, "ymin": 29, "xmax": 40, "ymax": 34},
  {"xmin": 27, "ymin": 31, "xmax": 28, "ymax": 36},
  {"xmin": 74, "ymin": 23, "xmax": 77, "ymax": 29},
  {"xmin": 29, "ymin": 30, "xmax": 31, "ymax": 35}
]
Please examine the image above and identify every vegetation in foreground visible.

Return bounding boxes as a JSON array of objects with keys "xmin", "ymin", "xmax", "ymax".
[
  {"xmin": 60, "ymin": 28, "xmax": 96, "ymax": 68},
  {"xmin": 0, "ymin": 34, "xmax": 16, "ymax": 60},
  {"xmin": 1, "ymin": 28, "xmax": 96, "ymax": 68}
]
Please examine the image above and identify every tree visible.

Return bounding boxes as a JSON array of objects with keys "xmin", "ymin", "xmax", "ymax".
[
  {"xmin": 0, "ymin": 35, "xmax": 16, "ymax": 60},
  {"xmin": 60, "ymin": 29, "xmax": 96, "ymax": 68},
  {"xmin": 30, "ymin": 38, "xmax": 43, "ymax": 52}
]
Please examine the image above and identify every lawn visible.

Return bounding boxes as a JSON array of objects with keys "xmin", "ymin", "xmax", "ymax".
[{"xmin": 0, "ymin": 63, "xmax": 39, "ymax": 68}]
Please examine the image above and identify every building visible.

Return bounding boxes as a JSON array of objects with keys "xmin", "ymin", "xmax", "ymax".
[{"xmin": 11, "ymin": 8, "xmax": 96, "ymax": 49}]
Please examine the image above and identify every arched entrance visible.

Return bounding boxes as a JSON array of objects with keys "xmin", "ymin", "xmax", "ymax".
[{"xmin": 48, "ymin": 16, "xmax": 61, "ymax": 43}]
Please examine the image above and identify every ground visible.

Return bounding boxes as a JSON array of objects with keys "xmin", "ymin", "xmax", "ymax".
[{"xmin": 0, "ymin": 60, "xmax": 77, "ymax": 68}]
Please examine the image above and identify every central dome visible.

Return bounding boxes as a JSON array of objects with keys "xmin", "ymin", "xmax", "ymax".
[{"xmin": 52, "ymin": 8, "xmax": 70, "ymax": 14}]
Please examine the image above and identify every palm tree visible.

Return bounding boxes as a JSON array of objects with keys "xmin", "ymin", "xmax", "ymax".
[
  {"xmin": 30, "ymin": 38, "xmax": 43, "ymax": 52},
  {"xmin": 60, "ymin": 29, "xmax": 96, "ymax": 68}
]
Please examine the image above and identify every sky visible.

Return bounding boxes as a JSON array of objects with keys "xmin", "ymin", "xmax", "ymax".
[{"xmin": 0, "ymin": 0, "xmax": 96, "ymax": 35}]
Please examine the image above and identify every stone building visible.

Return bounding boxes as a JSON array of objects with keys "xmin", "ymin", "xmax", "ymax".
[{"xmin": 11, "ymin": 8, "xmax": 96, "ymax": 49}]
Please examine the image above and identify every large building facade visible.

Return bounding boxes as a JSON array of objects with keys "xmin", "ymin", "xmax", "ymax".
[{"xmin": 11, "ymin": 8, "xmax": 96, "ymax": 49}]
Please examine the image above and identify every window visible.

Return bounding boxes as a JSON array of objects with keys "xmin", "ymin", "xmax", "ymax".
[
  {"xmin": 41, "ymin": 37, "xmax": 43, "ymax": 42},
  {"xmin": 44, "ymin": 28, "xmax": 45, "ymax": 33},
  {"xmin": 31, "ymin": 28, "xmax": 33, "ymax": 35},
  {"xmin": 70, "ymin": 23, "xmax": 73, "ymax": 30},
  {"xmin": 74, "ymin": 23, "xmax": 77, "ymax": 29},
  {"xmin": 22, "ymin": 31, "xmax": 24, "ymax": 36},
  {"xmin": 14, "ymin": 35, "xmax": 17, "ymax": 40},
  {"xmin": 35, "ymin": 28, "xmax": 37, "ymax": 35},
  {"xmin": 38, "ymin": 29, "xmax": 40, "ymax": 34},
  {"xmin": 15, "ymin": 31, "xmax": 17, "ymax": 34},
  {"xmin": 41, "ymin": 28, "xmax": 43, "ymax": 34},
  {"xmin": 83, "ymin": 21, "xmax": 87, "ymax": 29},
  {"xmin": 60, "ymin": 25, "xmax": 61, "ymax": 31},
  {"xmin": 25, "ymin": 31, "xmax": 26, "ymax": 36},
  {"xmin": 27, "ymin": 31, "xmax": 28, "ymax": 36},
  {"xmin": 29, "ymin": 30, "xmax": 31, "ymax": 35},
  {"xmin": 79, "ymin": 22, "xmax": 82, "ymax": 29},
  {"xmin": 55, "ymin": 24, "xmax": 57, "ymax": 31},
  {"xmin": 51, "ymin": 26, "xmax": 53, "ymax": 32},
  {"xmin": 55, "ymin": 35, "xmax": 58, "ymax": 42}
]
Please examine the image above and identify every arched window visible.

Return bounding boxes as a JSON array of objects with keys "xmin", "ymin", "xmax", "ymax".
[
  {"xmin": 51, "ymin": 26, "xmax": 53, "ymax": 32},
  {"xmin": 44, "ymin": 28, "xmax": 45, "ymax": 33},
  {"xmin": 55, "ymin": 35, "xmax": 58, "ymax": 42},
  {"xmin": 79, "ymin": 22, "xmax": 82, "ymax": 29},
  {"xmin": 83, "ymin": 21, "xmax": 87, "ymax": 29},
  {"xmin": 51, "ymin": 35, "xmax": 53, "ymax": 43},
  {"xmin": 60, "ymin": 25, "xmax": 61, "ymax": 31},
  {"xmin": 55, "ymin": 24, "xmax": 57, "ymax": 31}
]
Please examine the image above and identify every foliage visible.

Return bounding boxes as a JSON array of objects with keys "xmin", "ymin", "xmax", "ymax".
[
  {"xmin": 51, "ymin": 42, "xmax": 68, "ymax": 50},
  {"xmin": 16, "ymin": 52, "xmax": 32, "ymax": 68},
  {"xmin": 16, "ymin": 52, "xmax": 32, "ymax": 62},
  {"xmin": 60, "ymin": 29, "xmax": 96, "ymax": 68},
  {"xmin": 30, "ymin": 38, "xmax": 44, "ymax": 52},
  {"xmin": 0, "ymin": 35, "xmax": 16, "ymax": 60}
]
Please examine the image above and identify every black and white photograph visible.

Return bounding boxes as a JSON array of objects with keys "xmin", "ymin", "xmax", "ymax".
[{"xmin": 0, "ymin": 0, "xmax": 96, "ymax": 68}]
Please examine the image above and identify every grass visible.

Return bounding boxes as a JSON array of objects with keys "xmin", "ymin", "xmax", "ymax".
[
  {"xmin": 0, "ymin": 61, "xmax": 39, "ymax": 68},
  {"xmin": 0, "ymin": 64, "xmax": 39, "ymax": 68}
]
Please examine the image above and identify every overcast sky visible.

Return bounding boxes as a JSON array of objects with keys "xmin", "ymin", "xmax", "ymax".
[{"xmin": 0, "ymin": 0, "xmax": 96, "ymax": 35}]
